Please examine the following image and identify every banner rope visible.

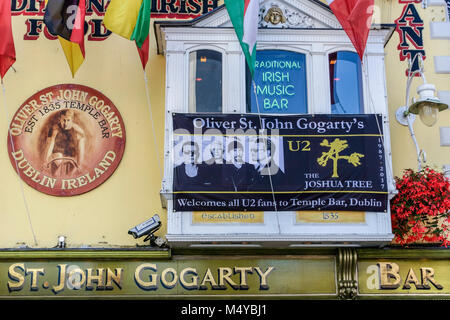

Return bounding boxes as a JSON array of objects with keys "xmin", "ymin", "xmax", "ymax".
[
  {"xmin": 252, "ymin": 80, "xmax": 281, "ymax": 233},
  {"xmin": 1, "ymin": 81, "xmax": 38, "ymax": 246},
  {"xmin": 362, "ymin": 56, "xmax": 396, "ymax": 195}
]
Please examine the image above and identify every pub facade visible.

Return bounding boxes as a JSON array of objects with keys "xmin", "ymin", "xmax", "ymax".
[{"xmin": 0, "ymin": 0, "xmax": 449, "ymax": 300}]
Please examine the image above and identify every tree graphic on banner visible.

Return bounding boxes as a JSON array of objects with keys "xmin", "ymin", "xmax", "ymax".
[{"xmin": 317, "ymin": 138, "xmax": 364, "ymax": 178}]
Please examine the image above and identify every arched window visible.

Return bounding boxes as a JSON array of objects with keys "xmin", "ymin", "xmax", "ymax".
[
  {"xmin": 329, "ymin": 51, "xmax": 364, "ymax": 114},
  {"xmin": 246, "ymin": 50, "xmax": 308, "ymax": 114},
  {"xmin": 188, "ymin": 49, "xmax": 222, "ymax": 113}
]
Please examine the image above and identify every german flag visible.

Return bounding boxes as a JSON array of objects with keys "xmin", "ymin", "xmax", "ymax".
[{"xmin": 44, "ymin": 0, "xmax": 86, "ymax": 77}]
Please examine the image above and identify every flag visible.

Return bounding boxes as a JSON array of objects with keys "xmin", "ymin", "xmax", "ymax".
[
  {"xmin": 224, "ymin": 0, "xmax": 259, "ymax": 77},
  {"xmin": 44, "ymin": 0, "xmax": 86, "ymax": 77},
  {"xmin": 103, "ymin": 0, "xmax": 151, "ymax": 69},
  {"xmin": 137, "ymin": 36, "xmax": 150, "ymax": 70},
  {"xmin": 327, "ymin": 0, "xmax": 374, "ymax": 61},
  {"xmin": 0, "ymin": 0, "xmax": 16, "ymax": 80}
]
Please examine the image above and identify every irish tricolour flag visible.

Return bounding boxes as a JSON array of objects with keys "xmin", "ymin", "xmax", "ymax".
[
  {"xmin": 103, "ymin": 0, "xmax": 151, "ymax": 69},
  {"xmin": 225, "ymin": 0, "xmax": 259, "ymax": 77},
  {"xmin": 327, "ymin": 0, "xmax": 374, "ymax": 61}
]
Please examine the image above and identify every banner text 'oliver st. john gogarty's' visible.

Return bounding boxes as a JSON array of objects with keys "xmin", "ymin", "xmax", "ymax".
[{"xmin": 172, "ymin": 113, "xmax": 388, "ymax": 212}]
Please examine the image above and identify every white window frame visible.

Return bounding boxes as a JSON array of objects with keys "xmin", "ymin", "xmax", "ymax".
[
  {"xmin": 325, "ymin": 48, "xmax": 365, "ymax": 114},
  {"xmin": 158, "ymin": 3, "xmax": 396, "ymax": 248},
  {"xmin": 184, "ymin": 45, "xmax": 227, "ymax": 113}
]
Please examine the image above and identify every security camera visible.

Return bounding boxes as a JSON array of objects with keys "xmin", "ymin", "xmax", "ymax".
[
  {"xmin": 56, "ymin": 235, "xmax": 66, "ymax": 248},
  {"xmin": 128, "ymin": 214, "xmax": 161, "ymax": 239},
  {"xmin": 128, "ymin": 214, "xmax": 166, "ymax": 247}
]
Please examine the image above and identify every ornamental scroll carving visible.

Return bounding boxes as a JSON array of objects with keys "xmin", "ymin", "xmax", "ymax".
[
  {"xmin": 260, "ymin": 3, "xmax": 315, "ymax": 29},
  {"xmin": 337, "ymin": 248, "xmax": 358, "ymax": 300}
]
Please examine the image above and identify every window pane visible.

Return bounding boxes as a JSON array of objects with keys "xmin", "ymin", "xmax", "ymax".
[
  {"xmin": 189, "ymin": 50, "xmax": 222, "ymax": 113},
  {"xmin": 329, "ymin": 51, "xmax": 364, "ymax": 114},
  {"xmin": 246, "ymin": 50, "xmax": 307, "ymax": 114}
]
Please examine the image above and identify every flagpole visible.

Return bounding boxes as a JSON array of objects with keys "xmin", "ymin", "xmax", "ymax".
[
  {"xmin": 1, "ymin": 81, "xmax": 38, "ymax": 246},
  {"xmin": 361, "ymin": 59, "xmax": 395, "ymax": 190},
  {"xmin": 143, "ymin": 71, "xmax": 164, "ymax": 180},
  {"xmin": 252, "ymin": 80, "xmax": 280, "ymax": 218}
]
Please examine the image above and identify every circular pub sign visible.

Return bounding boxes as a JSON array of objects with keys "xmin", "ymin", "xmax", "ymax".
[{"xmin": 7, "ymin": 84, "xmax": 126, "ymax": 196}]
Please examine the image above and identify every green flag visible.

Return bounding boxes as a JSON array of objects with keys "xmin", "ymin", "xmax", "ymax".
[{"xmin": 224, "ymin": 0, "xmax": 259, "ymax": 77}]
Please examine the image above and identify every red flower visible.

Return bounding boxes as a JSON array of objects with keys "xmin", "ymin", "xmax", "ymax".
[{"xmin": 391, "ymin": 167, "xmax": 450, "ymax": 246}]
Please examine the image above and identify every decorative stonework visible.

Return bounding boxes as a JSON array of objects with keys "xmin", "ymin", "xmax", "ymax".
[
  {"xmin": 260, "ymin": 2, "xmax": 315, "ymax": 28},
  {"xmin": 262, "ymin": 5, "xmax": 287, "ymax": 26},
  {"xmin": 170, "ymin": 0, "xmax": 340, "ymax": 30},
  {"xmin": 337, "ymin": 248, "xmax": 358, "ymax": 300}
]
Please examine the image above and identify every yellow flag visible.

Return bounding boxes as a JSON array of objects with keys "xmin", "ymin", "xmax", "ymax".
[
  {"xmin": 103, "ymin": 0, "xmax": 143, "ymax": 40},
  {"xmin": 58, "ymin": 37, "xmax": 85, "ymax": 78}
]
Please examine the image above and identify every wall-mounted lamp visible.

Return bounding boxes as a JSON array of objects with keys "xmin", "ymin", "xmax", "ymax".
[
  {"xmin": 408, "ymin": 83, "xmax": 448, "ymax": 127},
  {"xmin": 395, "ymin": 53, "xmax": 449, "ymax": 170}
]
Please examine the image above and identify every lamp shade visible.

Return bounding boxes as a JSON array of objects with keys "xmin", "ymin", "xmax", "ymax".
[{"xmin": 408, "ymin": 83, "xmax": 449, "ymax": 114}]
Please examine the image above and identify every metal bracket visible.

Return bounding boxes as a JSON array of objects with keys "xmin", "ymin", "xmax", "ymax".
[{"xmin": 395, "ymin": 106, "xmax": 415, "ymax": 126}]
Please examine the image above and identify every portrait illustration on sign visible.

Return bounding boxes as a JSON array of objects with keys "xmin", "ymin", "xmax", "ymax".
[
  {"xmin": 7, "ymin": 84, "xmax": 126, "ymax": 196},
  {"xmin": 39, "ymin": 109, "xmax": 89, "ymax": 177},
  {"xmin": 173, "ymin": 134, "xmax": 285, "ymax": 192}
]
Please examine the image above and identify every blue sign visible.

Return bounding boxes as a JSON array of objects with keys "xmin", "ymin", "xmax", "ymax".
[{"xmin": 248, "ymin": 50, "xmax": 308, "ymax": 114}]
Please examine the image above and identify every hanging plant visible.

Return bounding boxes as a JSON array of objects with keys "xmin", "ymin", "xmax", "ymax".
[{"xmin": 390, "ymin": 167, "xmax": 450, "ymax": 246}]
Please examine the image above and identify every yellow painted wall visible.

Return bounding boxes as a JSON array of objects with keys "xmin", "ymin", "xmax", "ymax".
[
  {"xmin": 383, "ymin": 2, "xmax": 450, "ymax": 177},
  {"xmin": 319, "ymin": 0, "xmax": 450, "ymax": 177},
  {"xmin": 1, "ymin": 14, "xmax": 167, "ymax": 248},
  {"xmin": 0, "ymin": 0, "xmax": 449, "ymax": 248}
]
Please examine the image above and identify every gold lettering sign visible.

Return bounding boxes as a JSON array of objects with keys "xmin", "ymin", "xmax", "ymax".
[
  {"xmin": 0, "ymin": 256, "xmax": 336, "ymax": 297},
  {"xmin": 359, "ymin": 260, "xmax": 448, "ymax": 295},
  {"xmin": 192, "ymin": 212, "xmax": 264, "ymax": 224},
  {"xmin": 296, "ymin": 211, "xmax": 365, "ymax": 223}
]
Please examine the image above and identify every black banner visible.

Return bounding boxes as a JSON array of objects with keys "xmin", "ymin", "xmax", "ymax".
[{"xmin": 172, "ymin": 113, "xmax": 388, "ymax": 212}]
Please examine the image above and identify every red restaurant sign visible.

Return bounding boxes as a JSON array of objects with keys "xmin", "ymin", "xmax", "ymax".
[
  {"xmin": 7, "ymin": 84, "xmax": 126, "ymax": 196},
  {"xmin": 395, "ymin": 0, "xmax": 426, "ymax": 75}
]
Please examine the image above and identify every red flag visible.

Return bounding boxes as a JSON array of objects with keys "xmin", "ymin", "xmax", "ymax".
[
  {"xmin": 327, "ymin": 0, "xmax": 374, "ymax": 60},
  {"xmin": 70, "ymin": 0, "xmax": 86, "ymax": 58},
  {"xmin": 0, "ymin": 0, "xmax": 16, "ymax": 80},
  {"xmin": 137, "ymin": 35, "xmax": 149, "ymax": 70}
]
